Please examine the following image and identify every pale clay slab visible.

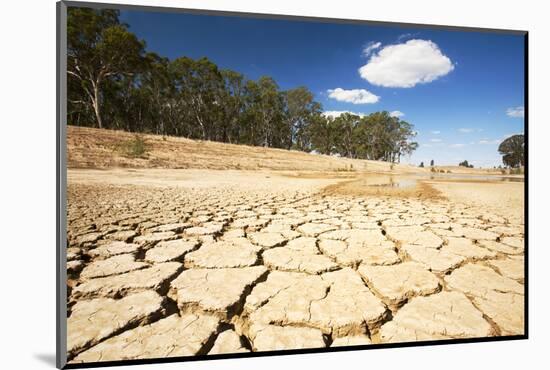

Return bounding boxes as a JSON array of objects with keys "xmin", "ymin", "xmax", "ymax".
[
  {"xmin": 68, "ymin": 291, "xmax": 164, "ymax": 356},
  {"xmin": 73, "ymin": 313, "xmax": 219, "ymax": 362}
]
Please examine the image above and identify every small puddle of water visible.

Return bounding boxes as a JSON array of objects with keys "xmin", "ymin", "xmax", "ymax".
[
  {"xmin": 367, "ymin": 179, "xmax": 418, "ymax": 188},
  {"xmin": 362, "ymin": 174, "xmax": 524, "ymax": 188}
]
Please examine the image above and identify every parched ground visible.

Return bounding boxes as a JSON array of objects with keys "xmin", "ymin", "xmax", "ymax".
[{"xmin": 66, "ymin": 168, "xmax": 525, "ymax": 364}]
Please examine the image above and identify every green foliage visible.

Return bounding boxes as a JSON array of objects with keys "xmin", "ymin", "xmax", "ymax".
[
  {"xmin": 430, "ymin": 159, "xmax": 434, "ymax": 166},
  {"xmin": 116, "ymin": 135, "xmax": 148, "ymax": 158},
  {"xmin": 283, "ymin": 86, "xmax": 321, "ymax": 150},
  {"xmin": 309, "ymin": 115, "xmax": 341, "ymax": 155},
  {"xmin": 458, "ymin": 160, "xmax": 474, "ymax": 168},
  {"xmin": 306, "ymin": 112, "xmax": 417, "ymax": 161},
  {"xmin": 419, "ymin": 162, "xmax": 424, "ymax": 168},
  {"xmin": 67, "ymin": 8, "xmax": 419, "ymax": 162},
  {"xmin": 67, "ymin": 8, "xmax": 146, "ymax": 129},
  {"xmin": 498, "ymin": 134, "xmax": 524, "ymax": 168}
]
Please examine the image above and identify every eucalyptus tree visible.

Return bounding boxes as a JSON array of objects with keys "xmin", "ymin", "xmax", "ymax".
[
  {"xmin": 358, "ymin": 112, "xmax": 391, "ymax": 160},
  {"xmin": 218, "ymin": 70, "xmax": 246, "ymax": 143},
  {"xmin": 400, "ymin": 141, "xmax": 419, "ymax": 162},
  {"xmin": 67, "ymin": 72, "xmax": 94, "ymax": 126},
  {"xmin": 258, "ymin": 77, "xmax": 286, "ymax": 147},
  {"xmin": 394, "ymin": 119, "xmax": 418, "ymax": 163},
  {"xmin": 100, "ymin": 74, "xmax": 144, "ymax": 131},
  {"xmin": 242, "ymin": 77, "xmax": 285, "ymax": 147},
  {"xmin": 333, "ymin": 113, "xmax": 361, "ymax": 158},
  {"xmin": 139, "ymin": 53, "xmax": 173, "ymax": 135},
  {"xmin": 170, "ymin": 56, "xmax": 225, "ymax": 140},
  {"xmin": 67, "ymin": 8, "xmax": 146, "ymax": 128},
  {"xmin": 310, "ymin": 115, "xmax": 343, "ymax": 155},
  {"xmin": 498, "ymin": 134, "xmax": 524, "ymax": 168},
  {"xmin": 335, "ymin": 111, "xmax": 418, "ymax": 161},
  {"xmin": 282, "ymin": 87, "xmax": 322, "ymax": 150}
]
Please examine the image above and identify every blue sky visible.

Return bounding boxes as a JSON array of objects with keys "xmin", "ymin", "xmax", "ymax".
[{"xmin": 120, "ymin": 10, "xmax": 525, "ymax": 167}]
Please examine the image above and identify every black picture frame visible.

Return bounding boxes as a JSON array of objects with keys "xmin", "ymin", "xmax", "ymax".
[{"xmin": 56, "ymin": 1, "xmax": 528, "ymax": 368}]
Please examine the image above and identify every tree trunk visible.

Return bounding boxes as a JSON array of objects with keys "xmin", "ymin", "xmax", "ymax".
[
  {"xmin": 92, "ymin": 82, "xmax": 103, "ymax": 129},
  {"xmin": 196, "ymin": 114, "xmax": 206, "ymax": 140}
]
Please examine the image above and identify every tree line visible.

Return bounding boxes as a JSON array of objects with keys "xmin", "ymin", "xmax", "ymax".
[{"xmin": 67, "ymin": 8, "xmax": 418, "ymax": 161}]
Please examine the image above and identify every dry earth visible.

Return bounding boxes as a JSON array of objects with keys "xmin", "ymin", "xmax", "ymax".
[
  {"xmin": 68, "ymin": 125, "xmax": 441, "ymax": 173},
  {"xmin": 65, "ymin": 126, "xmax": 525, "ymax": 364}
]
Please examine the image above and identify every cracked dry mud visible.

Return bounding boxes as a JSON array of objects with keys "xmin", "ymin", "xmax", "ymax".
[{"xmin": 66, "ymin": 176, "xmax": 524, "ymax": 363}]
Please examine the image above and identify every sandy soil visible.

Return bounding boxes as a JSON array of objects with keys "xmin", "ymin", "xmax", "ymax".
[
  {"xmin": 67, "ymin": 168, "xmax": 342, "ymax": 191},
  {"xmin": 429, "ymin": 181, "xmax": 524, "ymax": 224},
  {"xmin": 65, "ymin": 127, "xmax": 525, "ymax": 364}
]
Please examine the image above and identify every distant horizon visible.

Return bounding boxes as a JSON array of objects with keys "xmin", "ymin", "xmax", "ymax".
[{"xmin": 119, "ymin": 9, "xmax": 525, "ymax": 168}]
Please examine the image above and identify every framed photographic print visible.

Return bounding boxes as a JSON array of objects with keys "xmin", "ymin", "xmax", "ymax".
[{"xmin": 56, "ymin": 1, "xmax": 527, "ymax": 368}]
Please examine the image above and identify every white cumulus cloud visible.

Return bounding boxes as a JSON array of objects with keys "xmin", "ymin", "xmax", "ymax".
[
  {"xmin": 359, "ymin": 39, "xmax": 454, "ymax": 88},
  {"xmin": 506, "ymin": 106, "xmax": 524, "ymax": 118},
  {"xmin": 430, "ymin": 130, "xmax": 441, "ymax": 134},
  {"xmin": 430, "ymin": 138, "xmax": 442, "ymax": 143},
  {"xmin": 327, "ymin": 88, "xmax": 380, "ymax": 104},
  {"xmin": 389, "ymin": 110, "xmax": 405, "ymax": 118},
  {"xmin": 362, "ymin": 41, "xmax": 381, "ymax": 58},
  {"xmin": 322, "ymin": 110, "xmax": 366, "ymax": 118}
]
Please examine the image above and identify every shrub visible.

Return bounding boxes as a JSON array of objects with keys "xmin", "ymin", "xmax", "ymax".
[{"xmin": 117, "ymin": 135, "xmax": 148, "ymax": 158}]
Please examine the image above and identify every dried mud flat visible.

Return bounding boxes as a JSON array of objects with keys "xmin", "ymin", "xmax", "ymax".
[{"xmin": 66, "ymin": 169, "xmax": 525, "ymax": 363}]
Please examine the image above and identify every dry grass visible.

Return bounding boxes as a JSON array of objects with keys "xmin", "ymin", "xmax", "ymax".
[{"xmin": 67, "ymin": 126, "xmax": 426, "ymax": 173}]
